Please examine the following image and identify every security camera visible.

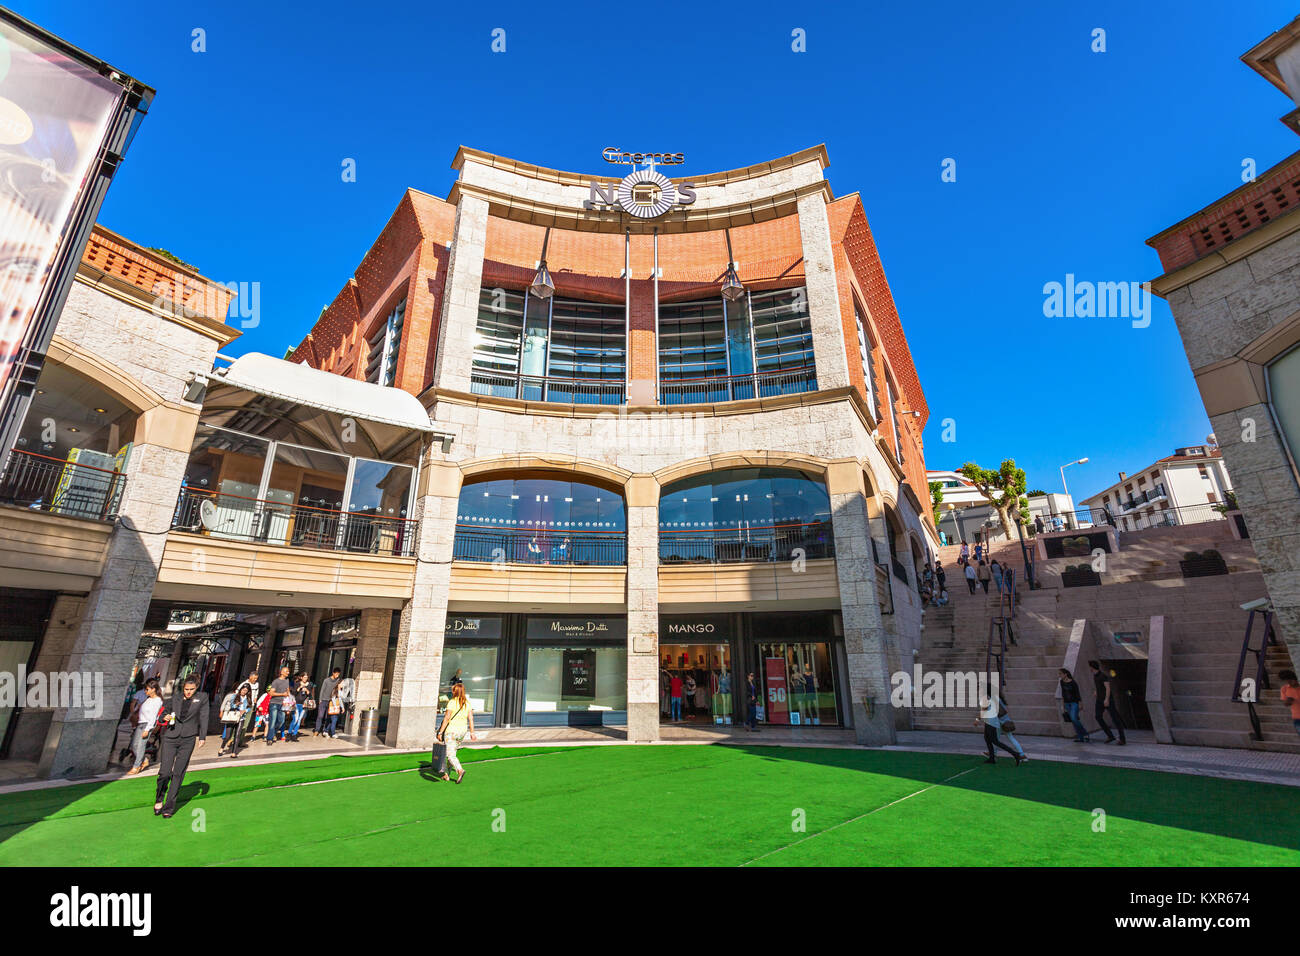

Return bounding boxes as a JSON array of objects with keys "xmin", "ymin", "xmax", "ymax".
[{"xmin": 1240, "ymin": 597, "xmax": 1272, "ymax": 612}]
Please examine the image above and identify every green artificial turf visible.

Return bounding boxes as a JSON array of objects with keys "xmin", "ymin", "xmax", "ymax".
[{"xmin": 0, "ymin": 745, "xmax": 1295, "ymax": 866}]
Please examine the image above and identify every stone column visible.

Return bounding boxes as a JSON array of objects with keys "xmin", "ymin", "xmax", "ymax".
[
  {"xmin": 387, "ymin": 456, "xmax": 461, "ymax": 748},
  {"xmin": 825, "ymin": 460, "xmax": 897, "ymax": 746},
  {"xmin": 624, "ymin": 474, "xmax": 660, "ymax": 741},
  {"xmin": 797, "ymin": 189, "xmax": 851, "ymax": 391},
  {"xmin": 430, "ymin": 193, "xmax": 489, "ymax": 394},
  {"xmin": 39, "ymin": 404, "xmax": 198, "ymax": 777},
  {"xmin": 352, "ymin": 608, "xmax": 393, "ymax": 721}
]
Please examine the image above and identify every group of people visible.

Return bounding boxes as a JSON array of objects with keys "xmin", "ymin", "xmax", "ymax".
[
  {"xmin": 212, "ymin": 665, "xmax": 354, "ymax": 757},
  {"xmin": 1058, "ymin": 662, "xmax": 1128, "ymax": 745},
  {"xmin": 918, "ymin": 560, "xmax": 948, "ymax": 607}
]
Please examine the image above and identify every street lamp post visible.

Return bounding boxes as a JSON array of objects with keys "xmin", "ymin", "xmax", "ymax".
[
  {"xmin": 945, "ymin": 503, "xmax": 964, "ymax": 545},
  {"xmin": 1059, "ymin": 457, "xmax": 1089, "ymax": 529}
]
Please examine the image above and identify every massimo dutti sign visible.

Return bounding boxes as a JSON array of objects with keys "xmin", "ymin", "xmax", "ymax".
[
  {"xmin": 526, "ymin": 616, "xmax": 626, "ymax": 641},
  {"xmin": 585, "ymin": 147, "xmax": 696, "ymax": 220}
]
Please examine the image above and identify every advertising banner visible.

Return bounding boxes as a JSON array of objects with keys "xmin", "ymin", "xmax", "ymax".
[
  {"xmin": 561, "ymin": 648, "xmax": 596, "ymax": 699},
  {"xmin": 0, "ymin": 17, "xmax": 126, "ymax": 397}
]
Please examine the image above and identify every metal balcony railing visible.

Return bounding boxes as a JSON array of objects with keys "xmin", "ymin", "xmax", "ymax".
[
  {"xmin": 452, "ymin": 526, "xmax": 626, "ymax": 566},
  {"xmin": 659, "ymin": 522, "xmax": 834, "ymax": 565},
  {"xmin": 0, "ymin": 448, "xmax": 126, "ymax": 521},
  {"xmin": 658, "ymin": 364, "xmax": 817, "ymax": 406},
  {"xmin": 469, "ymin": 369, "xmax": 624, "ymax": 405},
  {"xmin": 172, "ymin": 488, "xmax": 416, "ymax": 557}
]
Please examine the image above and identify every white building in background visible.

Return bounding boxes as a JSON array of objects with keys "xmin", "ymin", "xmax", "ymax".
[
  {"xmin": 927, "ymin": 469, "xmax": 1075, "ymax": 543},
  {"xmin": 1079, "ymin": 445, "xmax": 1234, "ymax": 531}
]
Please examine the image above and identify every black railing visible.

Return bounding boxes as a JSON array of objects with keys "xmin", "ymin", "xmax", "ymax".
[
  {"xmin": 172, "ymin": 488, "xmax": 416, "ymax": 557},
  {"xmin": 1231, "ymin": 608, "xmax": 1279, "ymax": 741},
  {"xmin": 0, "ymin": 448, "xmax": 126, "ymax": 521},
  {"xmin": 452, "ymin": 527, "xmax": 626, "ymax": 566},
  {"xmin": 470, "ymin": 369, "xmax": 625, "ymax": 405},
  {"xmin": 659, "ymin": 522, "xmax": 833, "ymax": 565},
  {"xmin": 658, "ymin": 364, "xmax": 817, "ymax": 406}
]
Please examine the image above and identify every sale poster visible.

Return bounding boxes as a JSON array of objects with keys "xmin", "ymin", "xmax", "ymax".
[{"xmin": 764, "ymin": 657, "xmax": 789, "ymax": 725}]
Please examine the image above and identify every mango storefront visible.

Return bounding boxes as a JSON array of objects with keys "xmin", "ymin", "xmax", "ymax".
[{"xmin": 440, "ymin": 614, "xmax": 627, "ymax": 727}]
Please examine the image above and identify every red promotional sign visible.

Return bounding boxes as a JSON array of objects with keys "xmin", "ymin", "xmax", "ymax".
[{"xmin": 764, "ymin": 657, "xmax": 789, "ymax": 725}]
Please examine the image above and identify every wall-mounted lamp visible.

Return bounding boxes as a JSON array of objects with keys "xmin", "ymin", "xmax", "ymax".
[
  {"xmin": 720, "ymin": 228, "xmax": 745, "ymax": 301},
  {"xmin": 183, "ymin": 372, "xmax": 209, "ymax": 404},
  {"xmin": 529, "ymin": 227, "xmax": 555, "ymax": 300}
]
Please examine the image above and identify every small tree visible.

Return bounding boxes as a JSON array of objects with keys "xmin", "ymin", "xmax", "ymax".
[
  {"xmin": 929, "ymin": 480, "xmax": 944, "ymax": 525},
  {"xmin": 958, "ymin": 459, "xmax": 1030, "ymax": 541}
]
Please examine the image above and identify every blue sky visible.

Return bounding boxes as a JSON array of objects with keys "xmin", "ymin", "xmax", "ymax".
[{"xmin": 18, "ymin": 0, "xmax": 1300, "ymax": 501}]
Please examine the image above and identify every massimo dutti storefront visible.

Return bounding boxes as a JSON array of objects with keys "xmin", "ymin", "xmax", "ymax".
[
  {"xmin": 440, "ymin": 614, "xmax": 628, "ymax": 727},
  {"xmin": 442, "ymin": 610, "xmax": 847, "ymax": 729},
  {"xmin": 659, "ymin": 611, "xmax": 847, "ymax": 728}
]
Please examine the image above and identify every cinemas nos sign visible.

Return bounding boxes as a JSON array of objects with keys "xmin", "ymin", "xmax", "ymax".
[{"xmin": 584, "ymin": 146, "xmax": 696, "ymax": 219}]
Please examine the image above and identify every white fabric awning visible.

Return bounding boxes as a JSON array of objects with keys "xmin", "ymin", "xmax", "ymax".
[{"xmin": 203, "ymin": 352, "xmax": 434, "ymax": 458}]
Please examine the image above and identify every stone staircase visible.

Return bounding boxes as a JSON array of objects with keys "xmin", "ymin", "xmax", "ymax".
[{"xmin": 911, "ymin": 521, "xmax": 1300, "ymax": 754}]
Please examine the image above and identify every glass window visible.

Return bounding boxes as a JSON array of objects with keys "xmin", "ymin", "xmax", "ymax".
[
  {"xmin": 757, "ymin": 641, "xmax": 837, "ymax": 726},
  {"xmin": 751, "ymin": 288, "xmax": 814, "ymax": 374},
  {"xmin": 660, "ymin": 643, "xmax": 733, "ymax": 724},
  {"xmin": 658, "ymin": 298, "xmax": 729, "ymax": 400},
  {"xmin": 853, "ymin": 303, "xmax": 881, "ymax": 420},
  {"xmin": 471, "ymin": 288, "xmax": 525, "ymax": 396},
  {"xmin": 175, "ymin": 425, "xmax": 270, "ymax": 538},
  {"xmin": 1269, "ymin": 343, "xmax": 1300, "ymax": 481},
  {"xmin": 658, "ymin": 467, "xmax": 832, "ymax": 563},
  {"xmin": 366, "ymin": 299, "xmax": 405, "ymax": 386},
  {"xmin": 348, "ymin": 458, "xmax": 413, "ymax": 521},
  {"xmin": 524, "ymin": 645, "xmax": 627, "ymax": 716},
  {"xmin": 455, "ymin": 476, "xmax": 626, "ymax": 565},
  {"xmin": 439, "ymin": 646, "xmax": 499, "ymax": 716},
  {"xmin": 266, "ymin": 442, "xmax": 349, "ymax": 548}
]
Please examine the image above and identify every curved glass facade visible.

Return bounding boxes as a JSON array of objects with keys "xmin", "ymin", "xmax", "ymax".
[
  {"xmin": 454, "ymin": 476, "xmax": 627, "ymax": 565},
  {"xmin": 659, "ymin": 467, "xmax": 833, "ymax": 563}
]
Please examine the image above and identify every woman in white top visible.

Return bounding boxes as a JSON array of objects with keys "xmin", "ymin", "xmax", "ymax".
[{"xmin": 126, "ymin": 678, "xmax": 164, "ymax": 774}]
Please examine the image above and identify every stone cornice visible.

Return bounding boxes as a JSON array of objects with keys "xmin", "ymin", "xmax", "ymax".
[{"xmin": 446, "ymin": 179, "xmax": 832, "ymax": 235}]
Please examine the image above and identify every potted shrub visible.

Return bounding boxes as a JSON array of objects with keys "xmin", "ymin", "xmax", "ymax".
[{"xmin": 1179, "ymin": 549, "xmax": 1228, "ymax": 578}]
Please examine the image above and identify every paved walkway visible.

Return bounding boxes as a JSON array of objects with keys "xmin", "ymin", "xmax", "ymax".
[
  {"xmin": 886, "ymin": 730, "xmax": 1300, "ymax": 787},
  {"xmin": 3, "ymin": 726, "xmax": 1298, "ymax": 794}
]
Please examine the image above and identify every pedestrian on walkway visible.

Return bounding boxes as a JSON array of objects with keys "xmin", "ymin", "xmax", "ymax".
[
  {"xmin": 669, "ymin": 672, "xmax": 683, "ymax": 722},
  {"xmin": 974, "ymin": 541, "xmax": 984, "ymax": 562},
  {"xmin": 435, "ymin": 679, "xmax": 476, "ymax": 784},
  {"xmin": 1088, "ymin": 660, "xmax": 1126, "ymax": 745},
  {"xmin": 154, "ymin": 676, "xmax": 207, "ymax": 818},
  {"xmin": 321, "ymin": 683, "xmax": 344, "ymax": 737},
  {"xmin": 975, "ymin": 692, "xmax": 1024, "ymax": 765},
  {"xmin": 935, "ymin": 562, "xmax": 946, "ymax": 593},
  {"xmin": 315, "ymin": 667, "xmax": 342, "ymax": 736},
  {"xmin": 991, "ymin": 558, "xmax": 1004, "ymax": 594},
  {"xmin": 218, "ymin": 683, "xmax": 253, "ymax": 757},
  {"xmin": 977, "ymin": 560, "xmax": 991, "ymax": 593},
  {"xmin": 964, "ymin": 562, "xmax": 977, "ymax": 594},
  {"xmin": 1058, "ymin": 668, "xmax": 1090, "ymax": 742},
  {"xmin": 1280, "ymin": 669, "xmax": 1300, "ymax": 736},
  {"xmin": 265, "ymin": 665, "xmax": 292, "ymax": 746},
  {"xmin": 1034, "ymin": 515, "xmax": 1045, "ymax": 534},
  {"xmin": 286, "ymin": 671, "xmax": 311, "ymax": 741},
  {"xmin": 745, "ymin": 672, "xmax": 759, "ymax": 731},
  {"xmin": 251, "ymin": 690, "xmax": 270, "ymax": 739},
  {"xmin": 125, "ymin": 678, "xmax": 163, "ymax": 774},
  {"xmin": 960, "ymin": 541, "xmax": 969, "ymax": 563}
]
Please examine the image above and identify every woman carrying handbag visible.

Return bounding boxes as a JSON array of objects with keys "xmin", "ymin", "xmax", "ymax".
[{"xmin": 435, "ymin": 679, "xmax": 476, "ymax": 784}]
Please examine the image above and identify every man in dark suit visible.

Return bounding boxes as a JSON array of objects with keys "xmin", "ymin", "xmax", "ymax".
[{"xmin": 154, "ymin": 676, "xmax": 207, "ymax": 818}]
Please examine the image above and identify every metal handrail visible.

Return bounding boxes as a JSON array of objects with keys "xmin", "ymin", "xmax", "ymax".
[
  {"xmin": 452, "ymin": 526, "xmax": 626, "ymax": 566},
  {"xmin": 658, "ymin": 364, "xmax": 817, "ymax": 405},
  {"xmin": 659, "ymin": 521, "xmax": 833, "ymax": 565},
  {"xmin": 0, "ymin": 448, "xmax": 127, "ymax": 521},
  {"xmin": 172, "ymin": 487, "xmax": 416, "ymax": 557},
  {"xmin": 1231, "ymin": 608, "xmax": 1279, "ymax": 741},
  {"xmin": 469, "ymin": 368, "xmax": 625, "ymax": 405}
]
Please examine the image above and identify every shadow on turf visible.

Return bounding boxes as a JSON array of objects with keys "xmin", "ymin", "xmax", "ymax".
[{"xmin": 720, "ymin": 743, "xmax": 1300, "ymax": 852}]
